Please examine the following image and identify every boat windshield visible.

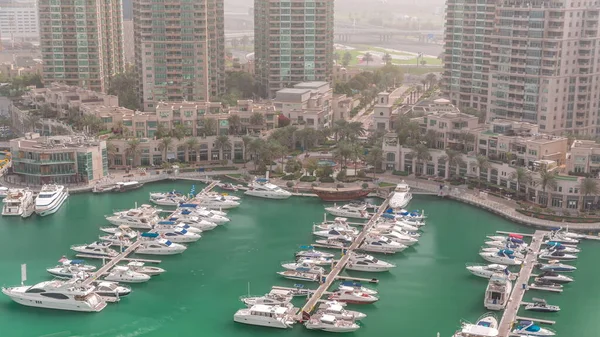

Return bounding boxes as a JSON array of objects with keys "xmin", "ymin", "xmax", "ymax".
[
  {"xmin": 477, "ymin": 321, "xmax": 492, "ymax": 327},
  {"xmin": 38, "ymin": 193, "xmax": 56, "ymax": 198}
]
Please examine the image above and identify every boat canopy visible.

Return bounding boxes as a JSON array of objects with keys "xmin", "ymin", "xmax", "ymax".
[
  {"xmin": 499, "ymin": 249, "xmax": 514, "ymax": 255},
  {"xmin": 117, "ymin": 181, "xmax": 140, "ymax": 186},
  {"xmin": 477, "ymin": 321, "xmax": 492, "ymax": 327},
  {"xmin": 181, "ymin": 209, "xmax": 192, "ymax": 215},
  {"xmin": 299, "ymin": 245, "xmax": 314, "ymax": 250},
  {"xmin": 382, "ymin": 213, "xmax": 395, "ymax": 219},
  {"xmin": 179, "ymin": 203, "xmax": 198, "ymax": 208},
  {"xmin": 256, "ymin": 178, "xmax": 269, "ymax": 183},
  {"xmin": 141, "ymin": 232, "xmax": 159, "ymax": 238},
  {"xmin": 547, "ymin": 241, "xmax": 562, "ymax": 247},
  {"xmin": 158, "ymin": 221, "xmax": 176, "ymax": 225},
  {"xmin": 509, "ymin": 233, "xmax": 524, "ymax": 239},
  {"xmin": 508, "ymin": 237, "xmax": 524, "ymax": 244},
  {"xmin": 70, "ymin": 259, "xmax": 85, "ymax": 265}
]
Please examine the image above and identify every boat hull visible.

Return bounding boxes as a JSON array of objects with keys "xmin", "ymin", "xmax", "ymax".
[
  {"xmin": 233, "ymin": 314, "xmax": 291, "ymax": 329},
  {"xmin": 346, "ymin": 264, "xmax": 394, "ymax": 272},
  {"xmin": 2, "ymin": 288, "xmax": 106, "ymax": 312},
  {"xmin": 105, "ymin": 275, "xmax": 150, "ymax": 284},
  {"xmin": 244, "ymin": 191, "xmax": 291, "ymax": 199},
  {"xmin": 313, "ymin": 189, "xmax": 371, "ymax": 202},
  {"xmin": 134, "ymin": 247, "xmax": 186, "ymax": 255},
  {"xmin": 35, "ymin": 190, "xmax": 68, "ymax": 216},
  {"xmin": 305, "ymin": 324, "xmax": 360, "ymax": 332}
]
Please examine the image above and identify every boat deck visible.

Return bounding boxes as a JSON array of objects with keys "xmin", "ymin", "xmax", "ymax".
[{"xmin": 497, "ymin": 230, "xmax": 548, "ymax": 337}]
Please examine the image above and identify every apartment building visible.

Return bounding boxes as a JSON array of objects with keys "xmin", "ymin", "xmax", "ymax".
[
  {"xmin": 273, "ymin": 81, "xmax": 333, "ymax": 129},
  {"xmin": 133, "ymin": 0, "xmax": 225, "ymax": 111},
  {"xmin": 229, "ymin": 100, "xmax": 279, "ymax": 130},
  {"xmin": 418, "ymin": 111, "xmax": 480, "ymax": 151},
  {"xmin": 254, "ymin": 0, "xmax": 335, "ymax": 98},
  {"xmin": 9, "ymin": 133, "xmax": 108, "ymax": 185},
  {"xmin": 443, "ymin": 0, "xmax": 600, "ymax": 135},
  {"xmin": 0, "ymin": 61, "xmax": 42, "ymax": 79},
  {"xmin": 567, "ymin": 139, "xmax": 600, "ymax": 176},
  {"xmin": 38, "ymin": 0, "xmax": 124, "ymax": 92},
  {"xmin": 0, "ymin": 0, "xmax": 39, "ymax": 42}
]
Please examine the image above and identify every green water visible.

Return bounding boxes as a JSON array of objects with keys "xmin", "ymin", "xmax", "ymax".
[{"xmin": 0, "ymin": 181, "xmax": 598, "ymax": 337}]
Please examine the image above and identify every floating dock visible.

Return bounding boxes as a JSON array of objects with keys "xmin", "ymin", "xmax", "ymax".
[
  {"xmin": 296, "ymin": 197, "xmax": 391, "ymax": 321},
  {"xmin": 497, "ymin": 230, "xmax": 549, "ymax": 337}
]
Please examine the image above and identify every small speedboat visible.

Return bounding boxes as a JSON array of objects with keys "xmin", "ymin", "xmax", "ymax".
[
  {"xmin": 312, "ymin": 226, "xmax": 360, "ymax": 238},
  {"xmin": 466, "ymin": 263, "xmax": 510, "ymax": 279},
  {"xmin": 336, "ymin": 281, "xmax": 378, "ymax": 295},
  {"xmin": 296, "ymin": 256, "xmax": 333, "ymax": 266},
  {"xmin": 480, "ymin": 247, "xmax": 524, "ymax": 258},
  {"xmin": 328, "ymin": 290, "xmax": 378, "ymax": 304},
  {"xmin": 104, "ymin": 266, "xmax": 150, "ymax": 283},
  {"xmin": 281, "ymin": 261, "xmax": 325, "ymax": 275},
  {"xmin": 538, "ymin": 250, "xmax": 577, "ymax": 261},
  {"xmin": 325, "ymin": 203, "xmax": 371, "ymax": 219},
  {"xmin": 149, "ymin": 190, "xmax": 186, "ymax": 200},
  {"xmin": 315, "ymin": 236, "xmax": 353, "ymax": 248},
  {"xmin": 172, "ymin": 208, "xmax": 230, "ymax": 225},
  {"xmin": 155, "ymin": 228, "xmax": 201, "ymax": 243},
  {"xmin": 531, "ymin": 279, "xmax": 563, "ymax": 290},
  {"xmin": 152, "ymin": 221, "xmax": 204, "ymax": 233},
  {"xmin": 51, "ymin": 258, "xmax": 97, "ymax": 273},
  {"xmin": 453, "ymin": 313, "xmax": 498, "ymax": 337},
  {"xmin": 524, "ymin": 298, "xmax": 560, "ymax": 313},
  {"xmin": 150, "ymin": 196, "xmax": 187, "ymax": 206},
  {"xmin": 124, "ymin": 261, "xmax": 165, "ymax": 276},
  {"xmin": 368, "ymin": 228, "xmax": 419, "ymax": 246},
  {"xmin": 240, "ymin": 289, "xmax": 293, "ymax": 307},
  {"xmin": 90, "ymin": 280, "xmax": 131, "ymax": 298},
  {"xmin": 166, "ymin": 216, "xmax": 219, "ymax": 231},
  {"xmin": 479, "ymin": 249, "xmax": 523, "ymax": 266},
  {"xmin": 535, "ymin": 271, "xmax": 574, "ymax": 284},
  {"xmin": 545, "ymin": 234, "xmax": 579, "ymax": 245},
  {"xmin": 304, "ymin": 313, "xmax": 360, "ymax": 333},
  {"xmin": 512, "ymin": 320, "xmax": 556, "ymax": 336},
  {"xmin": 135, "ymin": 237, "xmax": 187, "ymax": 255},
  {"xmin": 98, "ymin": 225, "xmax": 138, "ymax": 239},
  {"xmin": 346, "ymin": 253, "xmax": 396, "ymax": 272},
  {"xmin": 71, "ymin": 242, "xmax": 119, "ymax": 257},
  {"xmin": 484, "ymin": 240, "xmax": 526, "ymax": 251},
  {"xmin": 98, "ymin": 234, "xmax": 134, "ymax": 247},
  {"xmin": 218, "ymin": 183, "xmax": 239, "ymax": 191},
  {"xmin": 360, "ymin": 235, "xmax": 407, "ymax": 253},
  {"xmin": 277, "ymin": 270, "xmax": 320, "ymax": 282},
  {"xmin": 47, "ymin": 264, "xmax": 93, "ymax": 279},
  {"xmin": 317, "ymin": 301, "xmax": 366, "ymax": 320},
  {"xmin": 295, "ymin": 246, "xmax": 335, "ymax": 259},
  {"xmin": 545, "ymin": 241, "xmax": 580, "ymax": 253},
  {"xmin": 536, "ymin": 260, "xmax": 577, "ymax": 273},
  {"xmin": 375, "ymin": 220, "xmax": 419, "ymax": 232}
]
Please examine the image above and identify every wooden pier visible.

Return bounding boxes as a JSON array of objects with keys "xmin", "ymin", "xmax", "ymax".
[
  {"xmin": 497, "ymin": 230, "xmax": 549, "ymax": 337},
  {"xmin": 75, "ymin": 254, "xmax": 161, "ymax": 264},
  {"xmin": 200, "ymin": 180, "xmax": 220, "ymax": 193},
  {"xmin": 296, "ymin": 197, "xmax": 391, "ymax": 321},
  {"xmin": 79, "ymin": 240, "xmax": 144, "ymax": 286}
]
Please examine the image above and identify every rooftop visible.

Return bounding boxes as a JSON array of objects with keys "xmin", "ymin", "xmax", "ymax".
[
  {"xmin": 293, "ymin": 81, "xmax": 329, "ymax": 89},
  {"xmin": 12, "ymin": 133, "xmax": 103, "ymax": 150}
]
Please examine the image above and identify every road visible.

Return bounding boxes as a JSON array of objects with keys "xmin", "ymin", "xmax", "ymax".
[{"xmin": 350, "ymin": 85, "xmax": 411, "ymax": 130}]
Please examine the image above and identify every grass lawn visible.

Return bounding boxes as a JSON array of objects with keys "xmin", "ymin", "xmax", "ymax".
[
  {"xmin": 336, "ymin": 45, "xmax": 442, "ymax": 67},
  {"xmin": 225, "ymin": 173, "xmax": 243, "ymax": 178},
  {"xmin": 403, "ymin": 67, "xmax": 443, "ymax": 75},
  {"xmin": 378, "ymin": 182, "xmax": 397, "ymax": 187}
]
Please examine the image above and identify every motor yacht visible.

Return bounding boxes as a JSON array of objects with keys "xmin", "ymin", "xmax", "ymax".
[
  {"xmin": 395, "ymin": 209, "xmax": 426, "ymax": 221},
  {"xmin": 155, "ymin": 228, "xmax": 201, "ymax": 243},
  {"xmin": 277, "ymin": 270, "xmax": 320, "ymax": 282},
  {"xmin": 360, "ymin": 235, "xmax": 407, "ymax": 254},
  {"xmin": 165, "ymin": 215, "xmax": 219, "ymax": 231},
  {"xmin": 104, "ymin": 266, "xmax": 150, "ymax": 283},
  {"xmin": 123, "ymin": 261, "xmax": 165, "ymax": 276},
  {"xmin": 2, "ymin": 188, "xmax": 35, "ymax": 217},
  {"xmin": 545, "ymin": 234, "xmax": 579, "ymax": 245},
  {"xmin": 536, "ymin": 260, "xmax": 577, "ymax": 273},
  {"xmin": 0, "ymin": 186, "xmax": 8, "ymax": 198},
  {"xmin": 538, "ymin": 250, "xmax": 577, "ymax": 260},
  {"xmin": 368, "ymin": 227, "xmax": 419, "ymax": 246},
  {"xmin": 346, "ymin": 253, "xmax": 396, "ymax": 272},
  {"xmin": 336, "ymin": 281, "xmax": 378, "ymax": 295},
  {"xmin": 178, "ymin": 203, "xmax": 228, "ymax": 216},
  {"xmin": 47, "ymin": 259, "xmax": 96, "ymax": 279},
  {"xmin": 296, "ymin": 256, "xmax": 333, "ymax": 266},
  {"xmin": 453, "ymin": 312, "xmax": 499, "ymax": 337},
  {"xmin": 98, "ymin": 234, "xmax": 134, "ymax": 247},
  {"xmin": 149, "ymin": 195, "xmax": 187, "ymax": 207},
  {"xmin": 114, "ymin": 181, "xmax": 143, "ymax": 192},
  {"xmin": 312, "ymin": 226, "xmax": 360, "ymax": 238},
  {"xmin": 191, "ymin": 195, "xmax": 240, "ymax": 209},
  {"xmin": 480, "ymin": 247, "xmax": 524, "ymax": 258},
  {"xmin": 281, "ymin": 261, "xmax": 326, "ymax": 275},
  {"xmin": 295, "ymin": 246, "xmax": 335, "ymax": 259},
  {"xmin": 484, "ymin": 273, "xmax": 512, "ymax": 311},
  {"xmin": 304, "ymin": 313, "xmax": 360, "ymax": 333},
  {"xmin": 524, "ymin": 298, "xmax": 560, "ymax": 313},
  {"xmin": 466, "ymin": 263, "xmax": 510, "ymax": 279},
  {"xmin": 535, "ymin": 271, "xmax": 574, "ymax": 284},
  {"xmin": 218, "ymin": 182, "xmax": 239, "ymax": 191},
  {"xmin": 484, "ymin": 240, "xmax": 526, "ymax": 251},
  {"xmin": 512, "ymin": 320, "xmax": 556, "ymax": 336},
  {"xmin": 89, "ymin": 280, "xmax": 131, "ymax": 298},
  {"xmin": 244, "ymin": 177, "xmax": 292, "ymax": 199},
  {"xmin": 150, "ymin": 221, "xmax": 205, "ymax": 234},
  {"xmin": 150, "ymin": 190, "xmax": 186, "ymax": 199},
  {"xmin": 71, "ymin": 241, "xmax": 119, "ymax": 257},
  {"xmin": 105, "ymin": 205, "xmax": 160, "ymax": 229},
  {"xmin": 136, "ymin": 233, "xmax": 187, "ymax": 255},
  {"xmin": 328, "ymin": 290, "xmax": 378, "ymax": 304},
  {"xmin": 233, "ymin": 304, "xmax": 295, "ymax": 329},
  {"xmin": 240, "ymin": 289, "xmax": 293, "ymax": 308},
  {"xmin": 545, "ymin": 241, "xmax": 580, "ymax": 253},
  {"xmin": 2, "ymin": 279, "xmax": 106, "ymax": 312},
  {"xmin": 317, "ymin": 301, "xmax": 366, "ymax": 321},
  {"xmin": 315, "ymin": 236, "xmax": 353, "ymax": 249},
  {"xmin": 479, "ymin": 249, "xmax": 523, "ymax": 266},
  {"xmin": 375, "ymin": 219, "xmax": 419, "ymax": 232},
  {"xmin": 34, "ymin": 184, "xmax": 69, "ymax": 216},
  {"xmin": 389, "ymin": 180, "xmax": 412, "ymax": 210},
  {"xmin": 530, "ymin": 279, "xmax": 563, "ymax": 290},
  {"xmin": 98, "ymin": 225, "xmax": 138, "ymax": 239},
  {"xmin": 325, "ymin": 203, "xmax": 371, "ymax": 219},
  {"xmin": 173, "ymin": 208, "xmax": 229, "ymax": 224}
]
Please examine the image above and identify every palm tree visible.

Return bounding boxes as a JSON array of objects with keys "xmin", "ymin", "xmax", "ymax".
[
  {"xmin": 106, "ymin": 141, "xmax": 118, "ymax": 167},
  {"xmin": 241, "ymin": 135, "xmax": 254, "ymax": 167},
  {"xmin": 350, "ymin": 142, "xmax": 364, "ymax": 177},
  {"xmin": 425, "ymin": 73, "xmax": 437, "ymax": 89},
  {"xmin": 509, "ymin": 167, "xmax": 531, "ymax": 201},
  {"xmin": 579, "ymin": 177, "xmax": 599, "ymax": 212},
  {"xmin": 474, "ymin": 155, "xmax": 490, "ymax": 187},
  {"xmin": 365, "ymin": 145, "xmax": 384, "ymax": 179},
  {"xmin": 296, "ymin": 128, "xmax": 317, "ymax": 151},
  {"xmin": 248, "ymin": 138, "xmax": 265, "ymax": 170},
  {"xmin": 214, "ymin": 135, "xmax": 232, "ymax": 161},
  {"xmin": 228, "ymin": 115, "xmax": 242, "ymax": 135},
  {"xmin": 155, "ymin": 122, "xmax": 168, "ymax": 139},
  {"xmin": 382, "ymin": 53, "xmax": 392, "ymax": 65},
  {"xmin": 347, "ymin": 121, "xmax": 366, "ymax": 141},
  {"xmin": 411, "ymin": 144, "xmax": 430, "ymax": 175},
  {"xmin": 332, "ymin": 119, "xmax": 349, "ymax": 141},
  {"xmin": 158, "ymin": 137, "xmax": 173, "ymax": 162},
  {"xmin": 537, "ymin": 167, "xmax": 557, "ymax": 207},
  {"xmin": 172, "ymin": 123, "xmax": 188, "ymax": 141},
  {"xmin": 185, "ymin": 137, "xmax": 199, "ymax": 163},
  {"xmin": 126, "ymin": 138, "xmax": 141, "ymax": 167},
  {"xmin": 362, "ymin": 52, "xmax": 374, "ymax": 66},
  {"xmin": 334, "ymin": 141, "xmax": 354, "ymax": 168},
  {"xmin": 249, "ymin": 112, "xmax": 265, "ymax": 131},
  {"xmin": 442, "ymin": 149, "xmax": 464, "ymax": 179},
  {"xmin": 198, "ymin": 118, "xmax": 217, "ymax": 137}
]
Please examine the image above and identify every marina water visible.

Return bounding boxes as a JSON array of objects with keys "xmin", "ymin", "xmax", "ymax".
[{"xmin": 0, "ymin": 181, "xmax": 598, "ymax": 336}]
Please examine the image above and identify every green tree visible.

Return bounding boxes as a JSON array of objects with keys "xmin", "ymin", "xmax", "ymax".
[
  {"xmin": 365, "ymin": 145, "xmax": 384, "ymax": 179},
  {"xmin": 81, "ymin": 115, "xmax": 104, "ymax": 134},
  {"xmin": 362, "ymin": 52, "xmax": 374, "ymax": 66},
  {"xmin": 425, "ymin": 73, "xmax": 438, "ymax": 89},
  {"xmin": 442, "ymin": 149, "xmax": 464, "ymax": 179},
  {"xmin": 394, "ymin": 115, "xmax": 422, "ymax": 146},
  {"xmin": 510, "ymin": 167, "xmax": 532, "ymax": 200},
  {"xmin": 155, "ymin": 123, "xmax": 169, "ymax": 139},
  {"xmin": 474, "ymin": 155, "xmax": 490, "ymax": 187},
  {"xmin": 285, "ymin": 158, "xmax": 302, "ymax": 173},
  {"xmin": 342, "ymin": 51, "xmax": 353, "ymax": 67},
  {"xmin": 295, "ymin": 128, "xmax": 317, "ymax": 151},
  {"xmin": 248, "ymin": 138, "xmax": 265, "ymax": 170},
  {"xmin": 241, "ymin": 35, "xmax": 250, "ymax": 47},
  {"xmin": 158, "ymin": 137, "xmax": 173, "ymax": 162},
  {"xmin": 334, "ymin": 141, "xmax": 354, "ymax": 167},
  {"xmin": 304, "ymin": 157, "xmax": 319, "ymax": 176},
  {"xmin": 382, "ymin": 53, "xmax": 392, "ymax": 65},
  {"xmin": 214, "ymin": 135, "xmax": 231, "ymax": 161},
  {"xmin": 537, "ymin": 167, "xmax": 557, "ymax": 207},
  {"xmin": 106, "ymin": 141, "xmax": 118, "ymax": 167},
  {"xmin": 249, "ymin": 112, "xmax": 265, "ymax": 130},
  {"xmin": 228, "ymin": 114, "xmax": 242, "ymax": 135},
  {"xmin": 411, "ymin": 144, "xmax": 430, "ymax": 175},
  {"xmin": 126, "ymin": 138, "xmax": 141, "ymax": 167},
  {"xmin": 108, "ymin": 71, "xmax": 140, "ymax": 110},
  {"xmin": 350, "ymin": 142, "xmax": 364, "ymax": 176},
  {"xmin": 225, "ymin": 71, "xmax": 256, "ymax": 98},
  {"xmin": 580, "ymin": 177, "xmax": 599, "ymax": 212},
  {"xmin": 241, "ymin": 135, "xmax": 254, "ymax": 167},
  {"xmin": 199, "ymin": 118, "xmax": 217, "ymax": 136},
  {"xmin": 185, "ymin": 137, "xmax": 199, "ymax": 162},
  {"xmin": 172, "ymin": 123, "xmax": 188, "ymax": 141}
]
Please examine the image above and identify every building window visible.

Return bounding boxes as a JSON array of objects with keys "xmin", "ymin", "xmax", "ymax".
[
  {"xmin": 567, "ymin": 199, "xmax": 578, "ymax": 209},
  {"xmin": 551, "ymin": 197, "xmax": 562, "ymax": 208}
]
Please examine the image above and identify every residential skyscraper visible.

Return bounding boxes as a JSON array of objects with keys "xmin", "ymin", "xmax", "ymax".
[
  {"xmin": 0, "ymin": 0, "xmax": 39, "ymax": 43},
  {"xmin": 38, "ymin": 0, "xmax": 125, "ymax": 92},
  {"xmin": 254, "ymin": 0, "xmax": 335, "ymax": 98},
  {"xmin": 133, "ymin": 0, "xmax": 225, "ymax": 111},
  {"xmin": 443, "ymin": 0, "xmax": 600, "ymax": 135}
]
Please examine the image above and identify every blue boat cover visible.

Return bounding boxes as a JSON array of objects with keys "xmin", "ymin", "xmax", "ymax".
[
  {"xmin": 181, "ymin": 209, "xmax": 191, "ymax": 215},
  {"xmin": 382, "ymin": 213, "xmax": 395, "ymax": 219},
  {"xmin": 547, "ymin": 241, "xmax": 561, "ymax": 247},
  {"xmin": 477, "ymin": 321, "xmax": 491, "ymax": 327},
  {"xmin": 164, "ymin": 240, "xmax": 173, "ymax": 246},
  {"xmin": 294, "ymin": 284, "xmax": 304, "ymax": 288},
  {"xmin": 500, "ymin": 249, "xmax": 514, "ymax": 255},
  {"xmin": 158, "ymin": 221, "xmax": 175, "ymax": 225},
  {"xmin": 386, "ymin": 209, "xmax": 393, "ymax": 214},
  {"xmin": 179, "ymin": 204, "xmax": 198, "ymax": 208},
  {"xmin": 70, "ymin": 259, "xmax": 84, "ymax": 264},
  {"xmin": 299, "ymin": 245, "xmax": 314, "ymax": 250},
  {"xmin": 400, "ymin": 211, "xmax": 409, "ymax": 215},
  {"xmin": 256, "ymin": 178, "xmax": 268, "ymax": 182},
  {"xmin": 509, "ymin": 237, "xmax": 524, "ymax": 244},
  {"xmin": 141, "ymin": 232, "xmax": 159, "ymax": 238},
  {"xmin": 525, "ymin": 325, "xmax": 541, "ymax": 332},
  {"xmin": 178, "ymin": 229, "xmax": 187, "ymax": 234}
]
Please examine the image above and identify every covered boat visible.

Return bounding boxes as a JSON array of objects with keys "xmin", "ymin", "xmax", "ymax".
[{"xmin": 312, "ymin": 186, "xmax": 371, "ymax": 202}]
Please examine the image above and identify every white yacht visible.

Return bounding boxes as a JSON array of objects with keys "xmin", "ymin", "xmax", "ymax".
[
  {"xmin": 2, "ymin": 279, "xmax": 106, "ymax": 312},
  {"xmin": 336, "ymin": 281, "xmax": 378, "ymax": 295},
  {"xmin": 295, "ymin": 246, "xmax": 335, "ymax": 259},
  {"xmin": 368, "ymin": 228, "xmax": 419, "ymax": 246},
  {"xmin": 71, "ymin": 241, "xmax": 119, "ymax": 257},
  {"xmin": 325, "ymin": 203, "xmax": 371, "ymax": 219},
  {"xmin": 123, "ymin": 261, "xmax": 165, "ymax": 276},
  {"xmin": 346, "ymin": 253, "xmax": 396, "ymax": 272},
  {"xmin": 149, "ymin": 195, "xmax": 187, "ymax": 207},
  {"xmin": 244, "ymin": 177, "xmax": 292, "ymax": 199},
  {"xmin": 47, "ymin": 259, "xmax": 97, "ymax": 279},
  {"xmin": 375, "ymin": 219, "xmax": 420, "ymax": 232},
  {"xmin": 241, "ymin": 289, "xmax": 293, "ymax": 308},
  {"xmin": 104, "ymin": 266, "xmax": 151, "ymax": 283},
  {"xmin": 389, "ymin": 180, "xmax": 412, "ymax": 210},
  {"xmin": 168, "ymin": 216, "xmax": 218, "ymax": 231},
  {"xmin": 466, "ymin": 263, "xmax": 510, "ymax": 279},
  {"xmin": 545, "ymin": 241, "xmax": 580, "ymax": 253},
  {"xmin": 538, "ymin": 250, "xmax": 578, "ymax": 260},
  {"xmin": 304, "ymin": 313, "xmax": 360, "ymax": 333},
  {"xmin": 135, "ymin": 233, "xmax": 187, "ymax": 255},
  {"xmin": 317, "ymin": 301, "xmax": 367, "ymax": 321},
  {"xmin": 173, "ymin": 208, "xmax": 229, "ymax": 224},
  {"xmin": 327, "ymin": 290, "xmax": 378, "ymax": 304},
  {"xmin": 535, "ymin": 271, "xmax": 574, "ymax": 284},
  {"xmin": 296, "ymin": 256, "xmax": 333, "ymax": 266},
  {"xmin": 484, "ymin": 273, "xmax": 512, "ymax": 311},
  {"xmin": 281, "ymin": 261, "xmax": 326, "ymax": 275},
  {"xmin": 150, "ymin": 220, "xmax": 205, "ymax": 234},
  {"xmin": 536, "ymin": 260, "xmax": 577, "ymax": 273},
  {"xmin": 2, "ymin": 188, "xmax": 35, "ymax": 217},
  {"xmin": 233, "ymin": 304, "xmax": 295, "ymax": 329},
  {"xmin": 89, "ymin": 280, "xmax": 131, "ymax": 298},
  {"xmin": 312, "ymin": 226, "xmax": 360, "ymax": 238},
  {"xmin": 453, "ymin": 313, "xmax": 499, "ymax": 337},
  {"xmin": 512, "ymin": 320, "xmax": 556, "ymax": 336},
  {"xmin": 155, "ymin": 228, "xmax": 201, "ymax": 243},
  {"xmin": 193, "ymin": 195, "xmax": 240, "ymax": 209},
  {"xmin": 98, "ymin": 225, "xmax": 138, "ymax": 239},
  {"xmin": 0, "ymin": 186, "xmax": 8, "ymax": 198},
  {"xmin": 98, "ymin": 234, "xmax": 134, "ymax": 247},
  {"xmin": 360, "ymin": 235, "xmax": 407, "ymax": 253},
  {"xmin": 34, "ymin": 184, "xmax": 69, "ymax": 216},
  {"xmin": 105, "ymin": 204, "xmax": 160, "ymax": 229},
  {"xmin": 479, "ymin": 249, "xmax": 522, "ymax": 266}
]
